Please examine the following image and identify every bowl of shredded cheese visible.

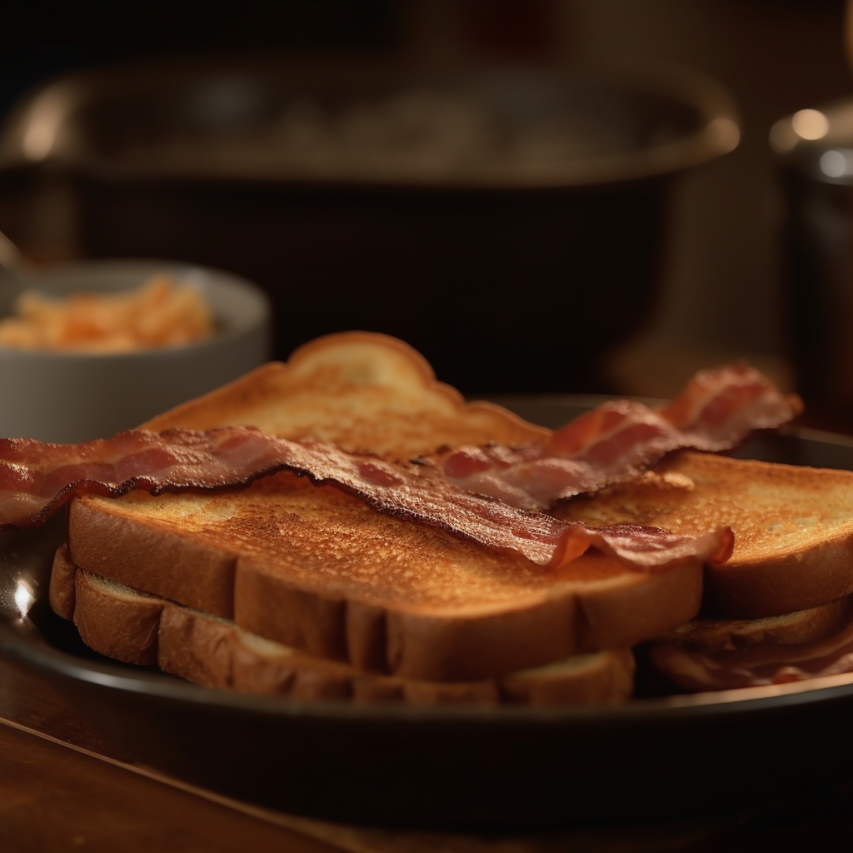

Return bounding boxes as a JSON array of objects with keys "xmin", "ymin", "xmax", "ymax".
[{"xmin": 0, "ymin": 259, "xmax": 271, "ymax": 443}]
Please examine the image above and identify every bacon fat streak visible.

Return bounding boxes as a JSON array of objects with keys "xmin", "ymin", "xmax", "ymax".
[{"xmin": 0, "ymin": 362, "xmax": 799, "ymax": 572}]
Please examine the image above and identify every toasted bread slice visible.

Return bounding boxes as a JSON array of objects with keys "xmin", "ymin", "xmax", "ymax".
[
  {"xmin": 142, "ymin": 331, "xmax": 549, "ymax": 460},
  {"xmin": 558, "ymin": 449, "xmax": 853, "ymax": 619},
  {"xmin": 67, "ymin": 473, "xmax": 700, "ymax": 681},
  {"xmin": 50, "ymin": 547, "xmax": 635, "ymax": 706},
  {"xmin": 659, "ymin": 594, "xmax": 853, "ymax": 654},
  {"xmin": 62, "ymin": 332, "xmax": 703, "ymax": 682}
]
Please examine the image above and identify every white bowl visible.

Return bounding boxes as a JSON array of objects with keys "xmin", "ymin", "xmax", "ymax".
[{"xmin": 0, "ymin": 259, "xmax": 271, "ymax": 443}]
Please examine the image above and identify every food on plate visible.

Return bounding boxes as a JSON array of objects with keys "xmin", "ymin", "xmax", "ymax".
[
  {"xmin": 561, "ymin": 450, "xmax": 853, "ymax": 619},
  {"xmin": 560, "ymin": 449, "xmax": 853, "ymax": 691},
  {"xmin": 50, "ymin": 548, "xmax": 636, "ymax": 705},
  {"xmin": 644, "ymin": 594, "xmax": 853, "ymax": 691},
  {"xmin": 0, "ymin": 330, "xmax": 836, "ymax": 703},
  {"xmin": 0, "ymin": 422, "xmax": 733, "ymax": 566},
  {"xmin": 0, "ymin": 274, "xmax": 214, "ymax": 352},
  {"xmin": 43, "ymin": 330, "xmax": 755, "ymax": 698}
]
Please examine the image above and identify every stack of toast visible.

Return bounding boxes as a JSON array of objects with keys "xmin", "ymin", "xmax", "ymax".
[
  {"xmin": 561, "ymin": 446, "xmax": 853, "ymax": 691},
  {"xmin": 46, "ymin": 332, "xmax": 853, "ymax": 703}
]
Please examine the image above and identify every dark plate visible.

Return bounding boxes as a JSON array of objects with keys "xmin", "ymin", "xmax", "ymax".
[{"xmin": 2, "ymin": 399, "xmax": 853, "ymax": 830}]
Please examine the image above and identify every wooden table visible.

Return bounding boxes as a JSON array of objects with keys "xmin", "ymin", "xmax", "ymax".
[{"xmin": 4, "ymin": 654, "xmax": 853, "ymax": 853}]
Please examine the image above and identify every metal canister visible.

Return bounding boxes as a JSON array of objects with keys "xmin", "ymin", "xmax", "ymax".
[{"xmin": 771, "ymin": 99, "xmax": 853, "ymax": 421}]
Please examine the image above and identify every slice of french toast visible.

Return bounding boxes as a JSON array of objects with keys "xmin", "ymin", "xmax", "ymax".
[
  {"xmin": 60, "ymin": 331, "xmax": 703, "ymax": 682},
  {"xmin": 558, "ymin": 449, "xmax": 853, "ymax": 619},
  {"xmin": 50, "ymin": 547, "xmax": 635, "ymax": 706}
]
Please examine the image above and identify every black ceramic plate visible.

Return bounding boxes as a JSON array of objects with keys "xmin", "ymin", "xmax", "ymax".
[{"xmin": 3, "ymin": 399, "xmax": 853, "ymax": 829}]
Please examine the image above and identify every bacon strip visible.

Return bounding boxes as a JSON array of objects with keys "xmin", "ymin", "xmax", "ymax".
[
  {"xmin": 440, "ymin": 363, "xmax": 802, "ymax": 509},
  {"xmin": 0, "ymin": 427, "xmax": 733, "ymax": 572},
  {"xmin": 650, "ymin": 618, "xmax": 853, "ymax": 691},
  {"xmin": 1, "ymin": 363, "xmax": 788, "ymax": 571}
]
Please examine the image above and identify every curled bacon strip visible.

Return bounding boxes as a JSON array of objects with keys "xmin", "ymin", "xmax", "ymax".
[
  {"xmin": 440, "ymin": 363, "xmax": 802, "ymax": 509},
  {"xmin": 0, "ymin": 427, "xmax": 733, "ymax": 572}
]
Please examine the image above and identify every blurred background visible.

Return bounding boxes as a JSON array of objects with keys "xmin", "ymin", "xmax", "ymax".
[{"xmin": 1, "ymin": 0, "xmax": 852, "ymax": 426}]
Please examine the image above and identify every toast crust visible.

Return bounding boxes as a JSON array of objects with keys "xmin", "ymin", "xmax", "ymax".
[
  {"xmin": 52, "ymin": 548, "xmax": 635, "ymax": 706},
  {"xmin": 66, "ymin": 564, "xmax": 162, "ymax": 666},
  {"xmin": 559, "ymin": 449, "xmax": 853, "ymax": 618}
]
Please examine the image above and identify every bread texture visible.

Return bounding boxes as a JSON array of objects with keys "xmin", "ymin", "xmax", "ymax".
[
  {"xmin": 50, "ymin": 547, "xmax": 635, "ymax": 706},
  {"xmin": 60, "ymin": 331, "xmax": 703, "ymax": 683},
  {"xmin": 558, "ymin": 449, "xmax": 853, "ymax": 619}
]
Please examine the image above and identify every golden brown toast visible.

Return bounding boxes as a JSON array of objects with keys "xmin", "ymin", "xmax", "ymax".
[
  {"xmin": 60, "ymin": 331, "xmax": 703, "ymax": 683},
  {"xmin": 143, "ymin": 331, "xmax": 549, "ymax": 459},
  {"xmin": 50, "ymin": 547, "xmax": 635, "ymax": 706},
  {"xmin": 67, "ymin": 470, "xmax": 700, "ymax": 681},
  {"xmin": 558, "ymin": 449, "xmax": 853, "ymax": 619}
]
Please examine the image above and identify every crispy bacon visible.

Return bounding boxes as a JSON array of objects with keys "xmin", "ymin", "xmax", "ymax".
[
  {"xmin": 0, "ymin": 427, "xmax": 733, "ymax": 572},
  {"xmin": 650, "ymin": 618, "xmax": 853, "ymax": 691},
  {"xmin": 0, "ymin": 363, "xmax": 793, "ymax": 572},
  {"xmin": 440, "ymin": 363, "xmax": 802, "ymax": 509}
]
